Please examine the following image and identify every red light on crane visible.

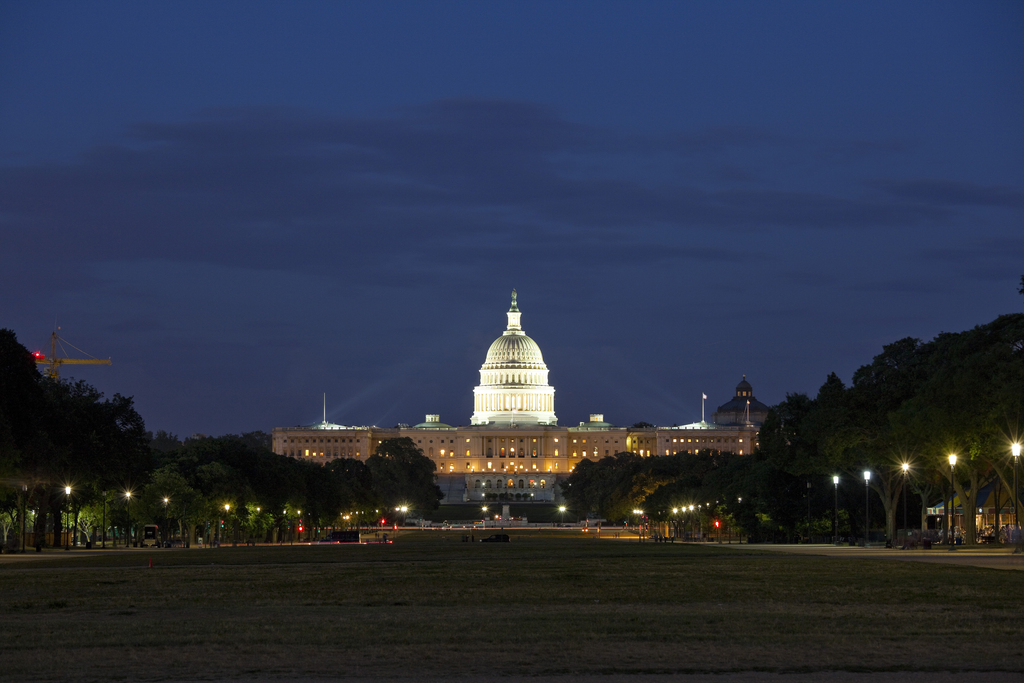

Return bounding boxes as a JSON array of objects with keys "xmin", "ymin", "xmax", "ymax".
[{"xmin": 32, "ymin": 351, "xmax": 45, "ymax": 359}]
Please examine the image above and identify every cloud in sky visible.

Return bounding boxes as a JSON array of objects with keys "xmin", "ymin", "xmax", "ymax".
[
  {"xmin": 1, "ymin": 100, "xmax": 1021, "ymax": 435},
  {"xmin": 0, "ymin": 101, "xmax": 968, "ymax": 274}
]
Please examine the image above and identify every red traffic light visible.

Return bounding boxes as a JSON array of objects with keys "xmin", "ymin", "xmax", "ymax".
[{"xmin": 714, "ymin": 520, "xmax": 720, "ymax": 528}]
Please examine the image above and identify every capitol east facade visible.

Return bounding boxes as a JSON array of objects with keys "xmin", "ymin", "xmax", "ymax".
[{"xmin": 271, "ymin": 292, "xmax": 768, "ymax": 504}]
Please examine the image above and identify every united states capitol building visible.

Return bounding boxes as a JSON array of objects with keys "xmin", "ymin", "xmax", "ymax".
[{"xmin": 271, "ymin": 291, "xmax": 769, "ymax": 504}]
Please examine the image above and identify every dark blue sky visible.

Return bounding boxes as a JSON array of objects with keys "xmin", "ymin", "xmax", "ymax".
[{"xmin": 2, "ymin": 2, "xmax": 1022, "ymax": 437}]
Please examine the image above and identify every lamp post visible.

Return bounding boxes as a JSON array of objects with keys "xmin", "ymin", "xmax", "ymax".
[
  {"xmin": 21, "ymin": 483, "xmax": 28, "ymax": 554},
  {"xmin": 737, "ymin": 497, "xmax": 742, "ymax": 544},
  {"xmin": 125, "ymin": 491, "xmax": 132, "ymax": 548},
  {"xmin": 948, "ymin": 454, "xmax": 957, "ymax": 552},
  {"xmin": 1012, "ymin": 444, "xmax": 1020, "ymax": 554},
  {"xmin": 863, "ymin": 470, "xmax": 871, "ymax": 547},
  {"xmin": 900, "ymin": 463, "xmax": 909, "ymax": 549},
  {"xmin": 64, "ymin": 486, "xmax": 72, "ymax": 550},
  {"xmin": 224, "ymin": 504, "xmax": 232, "ymax": 546},
  {"xmin": 698, "ymin": 504, "xmax": 704, "ymax": 542},
  {"xmin": 396, "ymin": 505, "xmax": 408, "ymax": 540},
  {"xmin": 163, "ymin": 497, "xmax": 169, "ymax": 546},
  {"xmin": 832, "ymin": 476, "xmax": 839, "ymax": 545}
]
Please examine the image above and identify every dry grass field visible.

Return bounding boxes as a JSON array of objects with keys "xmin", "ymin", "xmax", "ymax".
[{"xmin": 1, "ymin": 531, "xmax": 1021, "ymax": 681}]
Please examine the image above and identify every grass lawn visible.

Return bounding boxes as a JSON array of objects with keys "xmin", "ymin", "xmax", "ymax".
[{"xmin": 1, "ymin": 531, "xmax": 1021, "ymax": 681}]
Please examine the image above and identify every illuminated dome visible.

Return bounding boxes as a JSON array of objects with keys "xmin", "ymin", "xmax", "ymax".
[
  {"xmin": 470, "ymin": 290, "xmax": 557, "ymax": 426},
  {"xmin": 484, "ymin": 333, "xmax": 545, "ymax": 365}
]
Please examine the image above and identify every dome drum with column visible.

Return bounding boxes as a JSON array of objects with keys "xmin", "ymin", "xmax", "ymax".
[{"xmin": 471, "ymin": 290, "xmax": 557, "ymax": 426}]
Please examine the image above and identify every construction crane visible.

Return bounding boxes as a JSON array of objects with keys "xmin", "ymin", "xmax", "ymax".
[{"xmin": 32, "ymin": 330, "xmax": 111, "ymax": 380}]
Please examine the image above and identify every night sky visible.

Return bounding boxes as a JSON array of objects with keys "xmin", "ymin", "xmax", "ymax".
[{"xmin": 2, "ymin": 2, "xmax": 1022, "ymax": 437}]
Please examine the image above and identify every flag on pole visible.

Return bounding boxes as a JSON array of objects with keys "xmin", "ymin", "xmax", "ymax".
[{"xmin": 702, "ymin": 393, "xmax": 707, "ymax": 400}]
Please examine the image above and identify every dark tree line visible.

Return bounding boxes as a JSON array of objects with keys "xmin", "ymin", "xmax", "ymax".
[
  {"xmin": 562, "ymin": 313, "xmax": 1024, "ymax": 544},
  {"xmin": 0, "ymin": 329, "xmax": 441, "ymax": 550}
]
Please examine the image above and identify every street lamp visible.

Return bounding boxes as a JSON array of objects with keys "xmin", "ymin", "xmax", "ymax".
[
  {"xmin": 125, "ymin": 491, "xmax": 132, "ymax": 548},
  {"xmin": 863, "ymin": 470, "xmax": 871, "ymax": 547},
  {"xmin": 900, "ymin": 464, "xmax": 909, "ymax": 549},
  {"xmin": 163, "ymin": 497, "xmax": 169, "ymax": 546},
  {"xmin": 1012, "ymin": 444, "xmax": 1020, "ymax": 554},
  {"xmin": 397, "ymin": 505, "xmax": 408, "ymax": 539},
  {"xmin": 224, "ymin": 504, "xmax": 231, "ymax": 546},
  {"xmin": 832, "ymin": 476, "xmax": 839, "ymax": 545},
  {"xmin": 632, "ymin": 509, "xmax": 644, "ymax": 540},
  {"xmin": 947, "ymin": 454, "xmax": 957, "ymax": 551},
  {"xmin": 64, "ymin": 486, "xmax": 72, "ymax": 550}
]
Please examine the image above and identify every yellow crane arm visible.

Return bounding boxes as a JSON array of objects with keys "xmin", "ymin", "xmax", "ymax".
[
  {"xmin": 37, "ymin": 358, "xmax": 112, "ymax": 366},
  {"xmin": 34, "ymin": 332, "xmax": 113, "ymax": 379}
]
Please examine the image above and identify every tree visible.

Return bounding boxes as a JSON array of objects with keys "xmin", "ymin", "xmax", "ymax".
[
  {"xmin": 894, "ymin": 314, "xmax": 1024, "ymax": 545},
  {"xmin": 148, "ymin": 430, "xmax": 183, "ymax": 453},
  {"xmin": 0, "ymin": 329, "xmax": 47, "ymax": 551},
  {"xmin": 841, "ymin": 339, "xmax": 929, "ymax": 542},
  {"xmin": 366, "ymin": 438, "xmax": 442, "ymax": 515}
]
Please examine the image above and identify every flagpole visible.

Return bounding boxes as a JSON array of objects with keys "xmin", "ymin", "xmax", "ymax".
[{"xmin": 701, "ymin": 393, "xmax": 706, "ymax": 423}]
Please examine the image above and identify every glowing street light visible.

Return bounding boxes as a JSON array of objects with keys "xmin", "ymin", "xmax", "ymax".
[
  {"xmin": 124, "ymin": 491, "xmax": 132, "ymax": 548},
  {"xmin": 900, "ymin": 464, "xmax": 910, "ymax": 549},
  {"xmin": 64, "ymin": 486, "xmax": 72, "ymax": 550},
  {"xmin": 948, "ymin": 454, "xmax": 957, "ymax": 551},
  {"xmin": 224, "ymin": 504, "xmax": 234, "ymax": 546},
  {"xmin": 1013, "ymin": 444, "xmax": 1021, "ymax": 554},
  {"xmin": 863, "ymin": 470, "xmax": 871, "ymax": 547},
  {"xmin": 832, "ymin": 475, "xmax": 839, "ymax": 545}
]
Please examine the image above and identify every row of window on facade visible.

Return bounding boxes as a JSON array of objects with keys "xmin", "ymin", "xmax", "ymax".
[
  {"xmin": 668, "ymin": 437, "xmax": 744, "ymax": 444},
  {"xmin": 289, "ymin": 449, "xmax": 361, "ymax": 458},
  {"xmin": 283, "ymin": 436, "xmax": 362, "ymax": 444},
  {"xmin": 474, "ymin": 478, "xmax": 546, "ymax": 489}
]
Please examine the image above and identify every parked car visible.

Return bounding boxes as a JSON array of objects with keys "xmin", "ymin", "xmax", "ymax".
[{"xmin": 480, "ymin": 534, "xmax": 510, "ymax": 543}]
